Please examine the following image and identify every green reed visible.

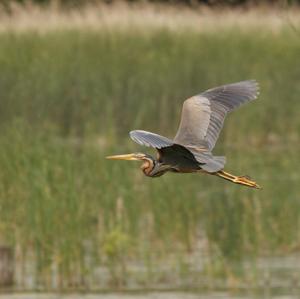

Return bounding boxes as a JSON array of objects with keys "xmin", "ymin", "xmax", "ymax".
[{"xmin": 0, "ymin": 27, "xmax": 299, "ymax": 289}]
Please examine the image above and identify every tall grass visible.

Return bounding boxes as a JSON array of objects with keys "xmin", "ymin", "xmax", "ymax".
[{"xmin": 0, "ymin": 20, "xmax": 299, "ymax": 289}]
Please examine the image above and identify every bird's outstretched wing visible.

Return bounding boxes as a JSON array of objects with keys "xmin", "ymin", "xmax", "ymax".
[
  {"xmin": 174, "ymin": 80, "xmax": 259, "ymax": 150},
  {"xmin": 129, "ymin": 80, "xmax": 258, "ymax": 173},
  {"xmin": 129, "ymin": 130, "xmax": 174, "ymax": 149}
]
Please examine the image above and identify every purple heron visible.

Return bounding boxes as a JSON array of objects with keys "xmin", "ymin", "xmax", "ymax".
[{"xmin": 107, "ymin": 80, "xmax": 260, "ymax": 189}]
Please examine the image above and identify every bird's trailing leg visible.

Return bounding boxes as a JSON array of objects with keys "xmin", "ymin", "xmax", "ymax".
[{"xmin": 215, "ymin": 170, "xmax": 261, "ymax": 189}]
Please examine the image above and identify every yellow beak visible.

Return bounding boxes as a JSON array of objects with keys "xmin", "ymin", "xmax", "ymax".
[{"xmin": 106, "ymin": 153, "xmax": 140, "ymax": 161}]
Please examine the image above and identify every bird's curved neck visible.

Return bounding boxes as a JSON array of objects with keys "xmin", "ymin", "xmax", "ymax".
[
  {"xmin": 141, "ymin": 156, "xmax": 170, "ymax": 177},
  {"xmin": 141, "ymin": 157, "xmax": 156, "ymax": 176}
]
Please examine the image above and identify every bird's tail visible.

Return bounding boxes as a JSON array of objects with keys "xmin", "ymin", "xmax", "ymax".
[{"xmin": 215, "ymin": 170, "xmax": 261, "ymax": 189}]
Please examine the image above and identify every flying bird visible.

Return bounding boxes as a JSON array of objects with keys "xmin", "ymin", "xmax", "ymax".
[{"xmin": 107, "ymin": 80, "xmax": 261, "ymax": 189}]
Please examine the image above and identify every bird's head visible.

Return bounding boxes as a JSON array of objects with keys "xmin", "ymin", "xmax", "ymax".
[{"xmin": 106, "ymin": 152, "xmax": 156, "ymax": 176}]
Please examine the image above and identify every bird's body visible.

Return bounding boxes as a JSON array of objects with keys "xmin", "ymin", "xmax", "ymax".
[{"xmin": 107, "ymin": 80, "xmax": 261, "ymax": 189}]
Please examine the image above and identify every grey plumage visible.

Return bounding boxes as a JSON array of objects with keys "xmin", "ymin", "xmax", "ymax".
[
  {"xmin": 130, "ymin": 80, "xmax": 259, "ymax": 173},
  {"xmin": 130, "ymin": 130, "xmax": 173, "ymax": 149},
  {"xmin": 174, "ymin": 80, "xmax": 259, "ymax": 150}
]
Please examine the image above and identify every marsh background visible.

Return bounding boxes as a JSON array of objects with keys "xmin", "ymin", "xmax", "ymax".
[{"xmin": 0, "ymin": 1, "xmax": 299, "ymax": 298}]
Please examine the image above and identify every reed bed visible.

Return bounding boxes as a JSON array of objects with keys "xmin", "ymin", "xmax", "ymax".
[{"xmin": 0, "ymin": 4, "xmax": 299, "ymax": 290}]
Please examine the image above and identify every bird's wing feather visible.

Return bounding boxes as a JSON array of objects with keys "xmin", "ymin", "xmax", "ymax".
[
  {"xmin": 174, "ymin": 80, "xmax": 259, "ymax": 150},
  {"xmin": 174, "ymin": 96, "xmax": 211, "ymax": 149},
  {"xmin": 190, "ymin": 150, "xmax": 226, "ymax": 172},
  {"xmin": 130, "ymin": 130, "xmax": 174, "ymax": 149}
]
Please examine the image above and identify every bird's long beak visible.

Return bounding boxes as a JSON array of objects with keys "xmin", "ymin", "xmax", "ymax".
[{"xmin": 106, "ymin": 153, "xmax": 140, "ymax": 161}]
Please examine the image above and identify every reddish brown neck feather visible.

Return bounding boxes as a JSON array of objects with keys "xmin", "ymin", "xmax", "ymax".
[{"xmin": 141, "ymin": 159, "xmax": 154, "ymax": 176}]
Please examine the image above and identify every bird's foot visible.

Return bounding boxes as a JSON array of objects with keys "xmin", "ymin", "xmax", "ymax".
[{"xmin": 234, "ymin": 175, "xmax": 261, "ymax": 189}]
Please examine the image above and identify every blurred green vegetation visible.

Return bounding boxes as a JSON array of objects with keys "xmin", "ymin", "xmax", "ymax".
[{"xmin": 0, "ymin": 27, "xmax": 299, "ymax": 289}]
